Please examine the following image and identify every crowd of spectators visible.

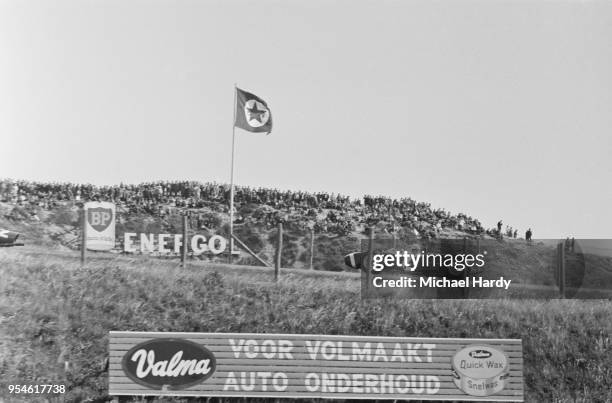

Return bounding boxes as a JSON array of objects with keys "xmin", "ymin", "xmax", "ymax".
[{"xmin": 1, "ymin": 179, "xmax": 489, "ymax": 238}]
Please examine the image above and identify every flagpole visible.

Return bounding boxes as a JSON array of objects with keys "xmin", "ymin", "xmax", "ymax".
[{"xmin": 229, "ymin": 84, "xmax": 237, "ymax": 263}]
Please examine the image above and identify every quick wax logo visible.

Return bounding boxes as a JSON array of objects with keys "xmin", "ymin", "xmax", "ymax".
[
  {"xmin": 451, "ymin": 345, "xmax": 509, "ymax": 397},
  {"xmin": 122, "ymin": 338, "xmax": 216, "ymax": 390},
  {"xmin": 469, "ymin": 349, "xmax": 492, "ymax": 359}
]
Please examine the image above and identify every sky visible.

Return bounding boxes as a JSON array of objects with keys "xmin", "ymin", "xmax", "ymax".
[{"xmin": 1, "ymin": 0, "xmax": 611, "ymax": 238}]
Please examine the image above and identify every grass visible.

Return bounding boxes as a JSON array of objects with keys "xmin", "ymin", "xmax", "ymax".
[{"xmin": 0, "ymin": 247, "xmax": 611, "ymax": 403}]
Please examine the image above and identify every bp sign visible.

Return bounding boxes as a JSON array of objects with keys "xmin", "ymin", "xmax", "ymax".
[{"xmin": 84, "ymin": 201, "xmax": 115, "ymax": 251}]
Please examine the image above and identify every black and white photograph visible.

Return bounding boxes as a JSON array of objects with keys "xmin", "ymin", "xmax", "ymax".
[{"xmin": 1, "ymin": 0, "xmax": 611, "ymax": 402}]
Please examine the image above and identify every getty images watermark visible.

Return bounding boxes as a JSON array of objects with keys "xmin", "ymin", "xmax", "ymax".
[
  {"xmin": 370, "ymin": 250, "xmax": 511, "ymax": 290},
  {"xmin": 357, "ymin": 238, "xmax": 612, "ymax": 299}
]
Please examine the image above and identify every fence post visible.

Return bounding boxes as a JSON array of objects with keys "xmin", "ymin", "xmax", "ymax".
[
  {"xmin": 556, "ymin": 243, "xmax": 561, "ymax": 287},
  {"xmin": 309, "ymin": 227, "xmax": 315, "ymax": 270},
  {"xmin": 367, "ymin": 227, "xmax": 374, "ymax": 288},
  {"xmin": 181, "ymin": 214, "xmax": 188, "ymax": 268},
  {"xmin": 80, "ymin": 206, "xmax": 87, "ymax": 265},
  {"xmin": 462, "ymin": 236, "xmax": 469, "ymax": 298},
  {"xmin": 275, "ymin": 223, "xmax": 283, "ymax": 282},
  {"xmin": 559, "ymin": 241, "xmax": 566, "ymax": 299}
]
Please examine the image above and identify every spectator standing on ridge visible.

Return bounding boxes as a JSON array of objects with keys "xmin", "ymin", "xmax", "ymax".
[{"xmin": 526, "ymin": 228, "xmax": 532, "ymax": 242}]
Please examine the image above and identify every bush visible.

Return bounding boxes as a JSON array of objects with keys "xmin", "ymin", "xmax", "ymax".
[{"xmin": 49, "ymin": 206, "xmax": 78, "ymax": 227}]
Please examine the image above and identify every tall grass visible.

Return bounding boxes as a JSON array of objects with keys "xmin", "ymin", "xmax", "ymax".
[{"xmin": 0, "ymin": 249, "xmax": 611, "ymax": 402}]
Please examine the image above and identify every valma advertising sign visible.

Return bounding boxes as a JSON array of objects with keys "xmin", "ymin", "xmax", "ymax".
[{"xmin": 109, "ymin": 332, "xmax": 524, "ymax": 401}]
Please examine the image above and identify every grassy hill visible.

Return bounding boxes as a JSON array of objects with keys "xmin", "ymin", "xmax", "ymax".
[
  {"xmin": 2, "ymin": 202, "xmax": 612, "ymax": 402},
  {"xmin": 1, "ymin": 246, "xmax": 611, "ymax": 402},
  {"xmin": 0, "ymin": 201, "xmax": 365, "ymax": 272},
  {"xmin": 0, "ymin": 199, "xmax": 484, "ymax": 272}
]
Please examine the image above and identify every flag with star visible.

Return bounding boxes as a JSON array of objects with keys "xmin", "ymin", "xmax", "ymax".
[{"xmin": 234, "ymin": 87, "xmax": 273, "ymax": 134}]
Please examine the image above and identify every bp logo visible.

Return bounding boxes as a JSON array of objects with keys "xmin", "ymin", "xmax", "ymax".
[
  {"xmin": 451, "ymin": 345, "xmax": 510, "ymax": 397},
  {"xmin": 244, "ymin": 99, "xmax": 270, "ymax": 128},
  {"xmin": 87, "ymin": 207, "xmax": 114, "ymax": 232},
  {"xmin": 122, "ymin": 338, "xmax": 216, "ymax": 390}
]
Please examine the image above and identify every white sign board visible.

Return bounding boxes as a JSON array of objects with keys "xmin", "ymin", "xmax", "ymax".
[
  {"xmin": 84, "ymin": 201, "xmax": 115, "ymax": 251},
  {"xmin": 109, "ymin": 332, "xmax": 524, "ymax": 401}
]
